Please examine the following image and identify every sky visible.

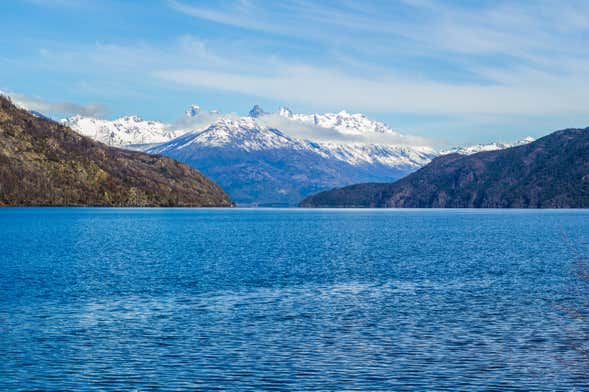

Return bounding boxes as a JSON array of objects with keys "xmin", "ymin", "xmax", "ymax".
[{"xmin": 1, "ymin": 0, "xmax": 589, "ymax": 145}]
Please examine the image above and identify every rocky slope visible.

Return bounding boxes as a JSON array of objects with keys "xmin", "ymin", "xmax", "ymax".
[
  {"xmin": 300, "ymin": 128, "xmax": 589, "ymax": 208},
  {"xmin": 0, "ymin": 96, "xmax": 233, "ymax": 207}
]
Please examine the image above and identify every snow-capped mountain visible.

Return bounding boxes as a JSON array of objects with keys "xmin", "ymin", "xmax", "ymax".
[
  {"xmin": 60, "ymin": 103, "xmax": 535, "ymax": 205},
  {"xmin": 152, "ymin": 117, "xmax": 304, "ymax": 152},
  {"xmin": 151, "ymin": 114, "xmax": 435, "ymax": 168},
  {"xmin": 442, "ymin": 137, "xmax": 535, "ymax": 155},
  {"xmin": 60, "ymin": 104, "xmax": 228, "ymax": 148},
  {"xmin": 147, "ymin": 110, "xmax": 437, "ymax": 205},
  {"xmin": 60, "ymin": 115, "xmax": 179, "ymax": 148},
  {"xmin": 273, "ymin": 106, "xmax": 436, "ymax": 168}
]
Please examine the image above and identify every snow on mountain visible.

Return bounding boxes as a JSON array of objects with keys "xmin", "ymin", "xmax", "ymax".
[
  {"xmin": 59, "ymin": 102, "xmax": 532, "ymax": 170},
  {"xmin": 151, "ymin": 116, "xmax": 305, "ymax": 153},
  {"xmin": 60, "ymin": 115, "xmax": 179, "ymax": 147},
  {"xmin": 151, "ymin": 112, "xmax": 435, "ymax": 169},
  {"xmin": 312, "ymin": 142, "xmax": 435, "ymax": 168},
  {"xmin": 60, "ymin": 104, "xmax": 219, "ymax": 148},
  {"xmin": 278, "ymin": 106, "xmax": 401, "ymax": 137},
  {"xmin": 442, "ymin": 137, "xmax": 535, "ymax": 155},
  {"xmin": 266, "ymin": 106, "xmax": 436, "ymax": 168},
  {"xmin": 61, "ymin": 102, "xmax": 535, "ymax": 168},
  {"xmin": 147, "ymin": 110, "xmax": 439, "ymax": 205},
  {"xmin": 59, "ymin": 102, "xmax": 536, "ymax": 205},
  {"xmin": 278, "ymin": 106, "xmax": 293, "ymax": 118}
]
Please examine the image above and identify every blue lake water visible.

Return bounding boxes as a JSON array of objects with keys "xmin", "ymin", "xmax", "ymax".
[{"xmin": 1, "ymin": 208, "xmax": 589, "ymax": 390}]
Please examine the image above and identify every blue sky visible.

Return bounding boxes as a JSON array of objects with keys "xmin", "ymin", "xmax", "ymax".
[{"xmin": 1, "ymin": 0, "xmax": 589, "ymax": 145}]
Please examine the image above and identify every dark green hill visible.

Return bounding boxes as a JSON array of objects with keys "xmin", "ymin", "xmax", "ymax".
[
  {"xmin": 0, "ymin": 96, "xmax": 233, "ymax": 207},
  {"xmin": 300, "ymin": 128, "xmax": 589, "ymax": 208}
]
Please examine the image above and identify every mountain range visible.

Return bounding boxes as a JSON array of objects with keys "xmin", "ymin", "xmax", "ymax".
[
  {"xmin": 300, "ymin": 128, "xmax": 589, "ymax": 208},
  {"xmin": 146, "ymin": 112, "xmax": 438, "ymax": 205},
  {"xmin": 61, "ymin": 115, "xmax": 177, "ymax": 148},
  {"xmin": 0, "ymin": 95, "xmax": 232, "ymax": 207},
  {"xmin": 62, "ymin": 105, "xmax": 534, "ymax": 205}
]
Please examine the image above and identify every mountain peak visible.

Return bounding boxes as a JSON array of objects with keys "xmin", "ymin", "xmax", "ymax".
[
  {"xmin": 185, "ymin": 105, "xmax": 201, "ymax": 118},
  {"xmin": 61, "ymin": 113, "xmax": 177, "ymax": 147},
  {"xmin": 279, "ymin": 106, "xmax": 293, "ymax": 118},
  {"xmin": 249, "ymin": 105, "xmax": 266, "ymax": 118},
  {"xmin": 121, "ymin": 115, "xmax": 143, "ymax": 122}
]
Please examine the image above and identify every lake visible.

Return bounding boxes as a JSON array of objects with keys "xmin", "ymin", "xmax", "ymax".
[{"xmin": 1, "ymin": 208, "xmax": 589, "ymax": 390}]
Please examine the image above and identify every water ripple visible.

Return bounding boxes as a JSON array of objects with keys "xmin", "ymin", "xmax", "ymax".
[{"xmin": 1, "ymin": 208, "xmax": 588, "ymax": 390}]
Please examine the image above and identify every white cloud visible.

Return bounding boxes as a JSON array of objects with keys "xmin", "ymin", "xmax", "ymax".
[
  {"xmin": 8, "ymin": 1, "xmax": 589, "ymax": 143},
  {"xmin": 159, "ymin": 1, "xmax": 589, "ymax": 118},
  {"xmin": 169, "ymin": 0, "xmax": 589, "ymax": 60},
  {"xmin": 170, "ymin": 109, "xmax": 224, "ymax": 133},
  {"xmin": 168, "ymin": 0, "xmax": 281, "ymax": 35},
  {"xmin": 154, "ymin": 64, "xmax": 589, "ymax": 116},
  {"xmin": 29, "ymin": 30, "xmax": 589, "ymax": 120},
  {"xmin": 2, "ymin": 91, "xmax": 106, "ymax": 117}
]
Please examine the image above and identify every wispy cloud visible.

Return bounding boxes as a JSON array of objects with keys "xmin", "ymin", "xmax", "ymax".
[
  {"xmin": 169, "ymin": 0, "xmax": 589, "ymax": 60},
  {"xmin": 2, "ymin": 90, "xmax": 106, "ymax": 117},
  {"xmin": 160, "ymin": 0, "xmax": 589, "ymax": 117},
  {"xmin": 30, "ymin": 26, "xmax": 589, "ymax": 119},
  {"xmin": 168, "ymin": 0, "xmax": 282, "ymax": 35},
  {"xmin": 5, "ymin": 0, "xmax": 589, "ymax": 142},
  {"xmin": 154, "ymin": 63, "xmax": 589, "ymax": 116}
]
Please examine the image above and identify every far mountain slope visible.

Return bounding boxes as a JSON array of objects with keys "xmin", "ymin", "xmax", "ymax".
[{"xmin": 300, "ymin": 128, "xmax": 589, "ymax": 208}]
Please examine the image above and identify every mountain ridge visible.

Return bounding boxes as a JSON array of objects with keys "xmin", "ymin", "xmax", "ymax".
[
  {"xmin": 300, "ymin": 128, "xmax": 589, "ymax": 208},
  {"xmin": 0, "ymin": 96, "xmax": 233, "ymax": 207},
  {"xmin": 59, "ymin": 103, "xmax": 535, "ymax": 205}
]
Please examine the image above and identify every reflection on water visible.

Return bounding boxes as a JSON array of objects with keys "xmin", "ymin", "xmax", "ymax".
[{"xmin": 1, "ymin": 208, "xmax": 589, "ymax": 390}]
